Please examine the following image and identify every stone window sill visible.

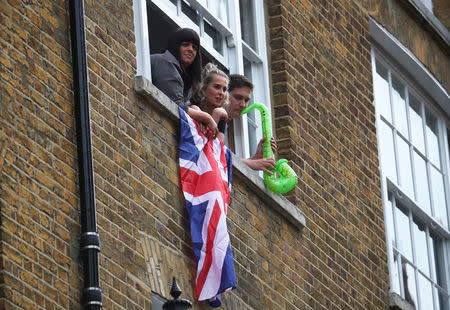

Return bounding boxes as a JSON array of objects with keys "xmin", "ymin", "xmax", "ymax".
[
  {"xmin": 134, "ymin": 75, "xmax": 306, "ymax": 230},
  {"xmin": 389, "ymin": 292, "xmax": 415, "ymax": 310}
]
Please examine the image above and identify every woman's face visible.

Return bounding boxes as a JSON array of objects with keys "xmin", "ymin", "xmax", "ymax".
[
  {"xmin": 179, "ymin": 41, "xmax": 198, "ymax": 68},
  {"xmin": 204, "ymin": 75, "xmax": 228, "ymax": 108}
]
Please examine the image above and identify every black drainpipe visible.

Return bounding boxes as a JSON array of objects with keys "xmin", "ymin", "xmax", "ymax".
[{"xmin": 69, "ymin": 0, "xmax": 102, "ymax": 308}]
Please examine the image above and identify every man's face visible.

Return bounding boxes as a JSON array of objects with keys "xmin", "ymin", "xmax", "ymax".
[{"xmin": 227, "ymin": 86, "xmax": 252, "ymax": 119}]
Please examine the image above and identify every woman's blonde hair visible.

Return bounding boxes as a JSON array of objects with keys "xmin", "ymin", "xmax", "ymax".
[{"xmin": 192, "ymin": 63, "xmax": 229, "ymax": 108}]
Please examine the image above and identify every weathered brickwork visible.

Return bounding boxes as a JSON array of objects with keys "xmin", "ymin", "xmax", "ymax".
[
  {"xmin": 267, "ymin": 0, "xmax": 388, "ymax": 308},
  {"xmin": 368, "ymin": 0, "xmax": 450, "ymax": 92},
  {"xmin": 1, "ymin": 0, "xmax": 447, "ymax": 309},
  {"xmin": 434, "ymin": 0, "xmax": 450, "ymax": 29},
  {"xmin": 0, "ymin": 1, "xmax": 81, "ymax": 309}
]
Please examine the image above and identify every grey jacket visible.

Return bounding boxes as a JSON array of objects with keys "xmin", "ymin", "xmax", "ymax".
[{"xmin": 150, "ymin": 50, "xmax": 191, "ymax": 110}]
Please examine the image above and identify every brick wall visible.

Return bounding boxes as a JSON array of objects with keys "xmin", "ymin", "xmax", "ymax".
[
  {"xmin": 368, "ymin": 0, "xmax": 450, "ymax": 92},
  {"xmin": 0, "ymin": 1, "xmax": 81, "ymax": 309},
  {"xmin": 434, "ymin": 0, "xmax": 450, "ymax": 29},
  {"xmin": 268, "ymin": 0, "xmax": 388, "ymax": 308},
  {"xmin": 1, "ymin": 0, "xmax": 447, "ymax": 309}
]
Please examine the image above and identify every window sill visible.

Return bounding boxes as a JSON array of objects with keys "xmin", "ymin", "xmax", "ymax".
[
  {"xmin": 134, "ymin": 75, "xmax": 306, "ymax": 230},
  {"xmin": 389, "ymin": 292, "xmax": 415, "ymax": 310}
]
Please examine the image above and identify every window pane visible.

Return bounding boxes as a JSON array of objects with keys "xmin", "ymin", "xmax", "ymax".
[
  {"xmin": 181, "ymin": 0, "xmax": 200, "ymax": 26},
  {"xmin": 430, "ymin": 166, "xmax": 447, "ymax": 228},
  {"xmin": 413, "ymin": 151, "xmax": 431, "ymax": 214},
  {"xmin": 203, "ymin": 18, "xmax": 223, "ymax": 54},
  {"xmin": 426, "ymin": 109, "xmax": 440, "ymax": 168},
  {"xmin": 434, "ymin": 237, "xmax": 450, "ymax": 310},
  {"xmin": 239, "ymin": 0, "xmax": 257, "ymax": 51},
  {"xmin": 398, "ymin": 136, "xmax": 414, "ymax": 198},
  {"xmin": 244, "ymin": 57, "xmax": 258, "ymax": 155},
  {"xmin": 395, "ymin": 206, "xmax": 412, "ymax": 261},
  {"xmin": 392, "ymin": 76, "xmax": 408, "ymax": 138},
  {"xmin": 418, "ymin": 273, "xmax": 434, "ymax": 310},
  {"xmin": 374, "ymin": 60, "xmax": 391, "ymax": 123},
  {"xmin": 387, "ymin": 194, "xmax": 401, "ymax": 295},
  {"xmin": 412, "ymin": 222, "xmax": 430, "ymax": 276},
  {"xmin": 409, "ymin": 95, "xmax": 425, "ymax": 154},
  {"xmin": 392, "ymin": 252, "xmax": 401, "ymax": 295},
  {"xmin": 437, "ymin": 288, "xmax": 450, "ymax": 310},
  {"xmin": 404, "ymin": 261, "xmax": 418, "ymax": 307},
  {"xmin": 208, "ymin": 0, "xmax": 228, "ymax": 26},
  {"xmin": 380, "ymin": 122, "xmax": 397, "ymax": 182}
]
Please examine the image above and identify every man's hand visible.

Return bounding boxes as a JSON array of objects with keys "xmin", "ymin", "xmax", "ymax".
[
  {"xmin": 242, "ymin": 158, "xmax": 276, "ymax": 174},
  {"xmin": 251, "ymin": 137, "xmax": 277, "ymax": 160}
]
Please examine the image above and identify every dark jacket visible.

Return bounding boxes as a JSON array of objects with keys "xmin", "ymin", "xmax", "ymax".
[{"xmin": 151, "ymin": 50, "xmax": 191, "ymax": 110}]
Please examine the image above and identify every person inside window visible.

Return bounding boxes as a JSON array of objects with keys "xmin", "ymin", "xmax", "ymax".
[
  {"xmin": 151, "ymin": 28, "xmax": 219, "ymax": 136},
  {"xmin": 190, "ymin": 63, "xmax": 229, "ymax": 140},
  {"xmin": 224, "ymin": 74, "xmax": 277, "ymax": 174}
]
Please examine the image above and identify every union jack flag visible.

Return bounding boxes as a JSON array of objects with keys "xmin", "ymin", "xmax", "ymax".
[{"xmin": 178, "ymin": 108, "xmax": 236, "ymax": 306}]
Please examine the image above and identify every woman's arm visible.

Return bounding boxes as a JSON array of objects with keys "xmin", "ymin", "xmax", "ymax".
[{"xmin": 187, "ymin": 107, "xmax": 218, "ymax": 137}]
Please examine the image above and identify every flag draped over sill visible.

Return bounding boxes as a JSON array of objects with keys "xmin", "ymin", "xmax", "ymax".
[{"xmin": 178, "ymin": 107, "xmax": 236, "ymax": 307}]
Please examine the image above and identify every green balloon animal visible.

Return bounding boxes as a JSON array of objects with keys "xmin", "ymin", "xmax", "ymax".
[{"xmin": 241, "ymin": 103, "xmax": 298, "ymax": 194}]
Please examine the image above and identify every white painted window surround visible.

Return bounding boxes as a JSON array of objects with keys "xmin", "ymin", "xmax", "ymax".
[
  {"xmin": 370, "ymin": 18, "xmax": 450, "ymax": 310},
  {"xmin": 133, "ymin": 0, "xmax": 272, "ymax": 159}
]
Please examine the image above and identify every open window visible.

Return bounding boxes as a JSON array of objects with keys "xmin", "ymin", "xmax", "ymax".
[{"xmin": 133, "ymin": 0, "xmax": 272, "ymax": 159}]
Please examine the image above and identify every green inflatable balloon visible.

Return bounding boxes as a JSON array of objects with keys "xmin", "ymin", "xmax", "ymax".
[{"xmin": 241, "ymin": 103, "xmax": 298, "ymax": 194}]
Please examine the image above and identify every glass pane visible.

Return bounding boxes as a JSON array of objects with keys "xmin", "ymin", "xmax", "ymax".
[
  {"xmin": 392, "ymin": 76, "xmax": 408, "ymax": 138},
  {"xmin": 404, "ymin": 261, "xmax": 418, "ymax": 308},
  {"xmin": 203, "ymin": 18, "xmax": 223, "ymax": 54},
  {"xmin": 386, "ymin": 193, "xmax": 396, "ymax": 249},
  {"xmin": 413, "ymin": 151, "xmax": 431, "ymax": 214},
  {"xmin": 418, "ymin": 273, "xmax": 434, "ymax": 310},
  {"xmin": 181, "ymin": 0, "xmax": 200, "ymax": 25},
  {"xmin": 398, "ymin": 136, "xmax": 414, "ymax": 198},
  {"xmin": 430, "ymin": 166, "xmax": 447, "ymax": 228},
  {"xmin": 412, "ymin": 222, "xmax": 430, "ymax": 276},
  {"xmin": 374, "ymin": 60, "xmax": 391, "ymax": 123},
  {"xmin": 395, "ymin": 206, "xmax": 412, "ymax": 261},
  {"xmin": 248, "ymin": 118, "xmax": 257, "ymax": 156},
  {"xmin": 409, "ymin": 95, "xmax": 425, "ymax": 154},
  {"xmin": 437, "ymin": 288, "xmax": 450, "ymax": 310},
  {"xmin": 243, "ymin": 57, "xmax": 255, "ymax": 122},
  {"xmin": 244, "ymin": 57, "xmax": 257, "ymax": 156},
  {"xmin": 387, "ymin": 194, "xmax": 401, "ymax": 295},
  {"xmin": 426, "ymin": 109, "xmax": 440, "ymax": 168},
  {"xmin": 208, "ymin": 0, "xmax": 228, "ymax": 26},
  {"xmin": 239, "ymin": 0, "xmax": 257, "ymax": 51},
  {"xmin": 380, "ymin": 122, "xmax": 397, "ymax": 182}
]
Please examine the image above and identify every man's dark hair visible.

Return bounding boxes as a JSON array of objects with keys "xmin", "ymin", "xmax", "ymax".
[{"xmin": 228, "ymin": 74, "xmax": 254, "ymax": 92}]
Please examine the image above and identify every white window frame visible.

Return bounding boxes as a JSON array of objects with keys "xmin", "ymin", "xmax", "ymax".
[
  {"xmin": 133, "ymin": 0, "xmax": 272, "ymax": 159},
  {"xmin": 370, "ymin": 18, "xmax": 450, "ymax": 310}
]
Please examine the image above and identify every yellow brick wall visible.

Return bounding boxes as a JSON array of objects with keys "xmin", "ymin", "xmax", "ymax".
[
  {"xmin": 0, "ymin": 1, "xmax": 81, "ymax": 309},
  {"xmin": 1, "ymin": 0, "xmax": 448, "ymax": 309},
  {"xmin": 268, "ymin": 0, "xmax": 388, "ymax": 308},
  {"xmin": 368, "ymin": 0, "xmax": 450, "ymax": 92}
]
